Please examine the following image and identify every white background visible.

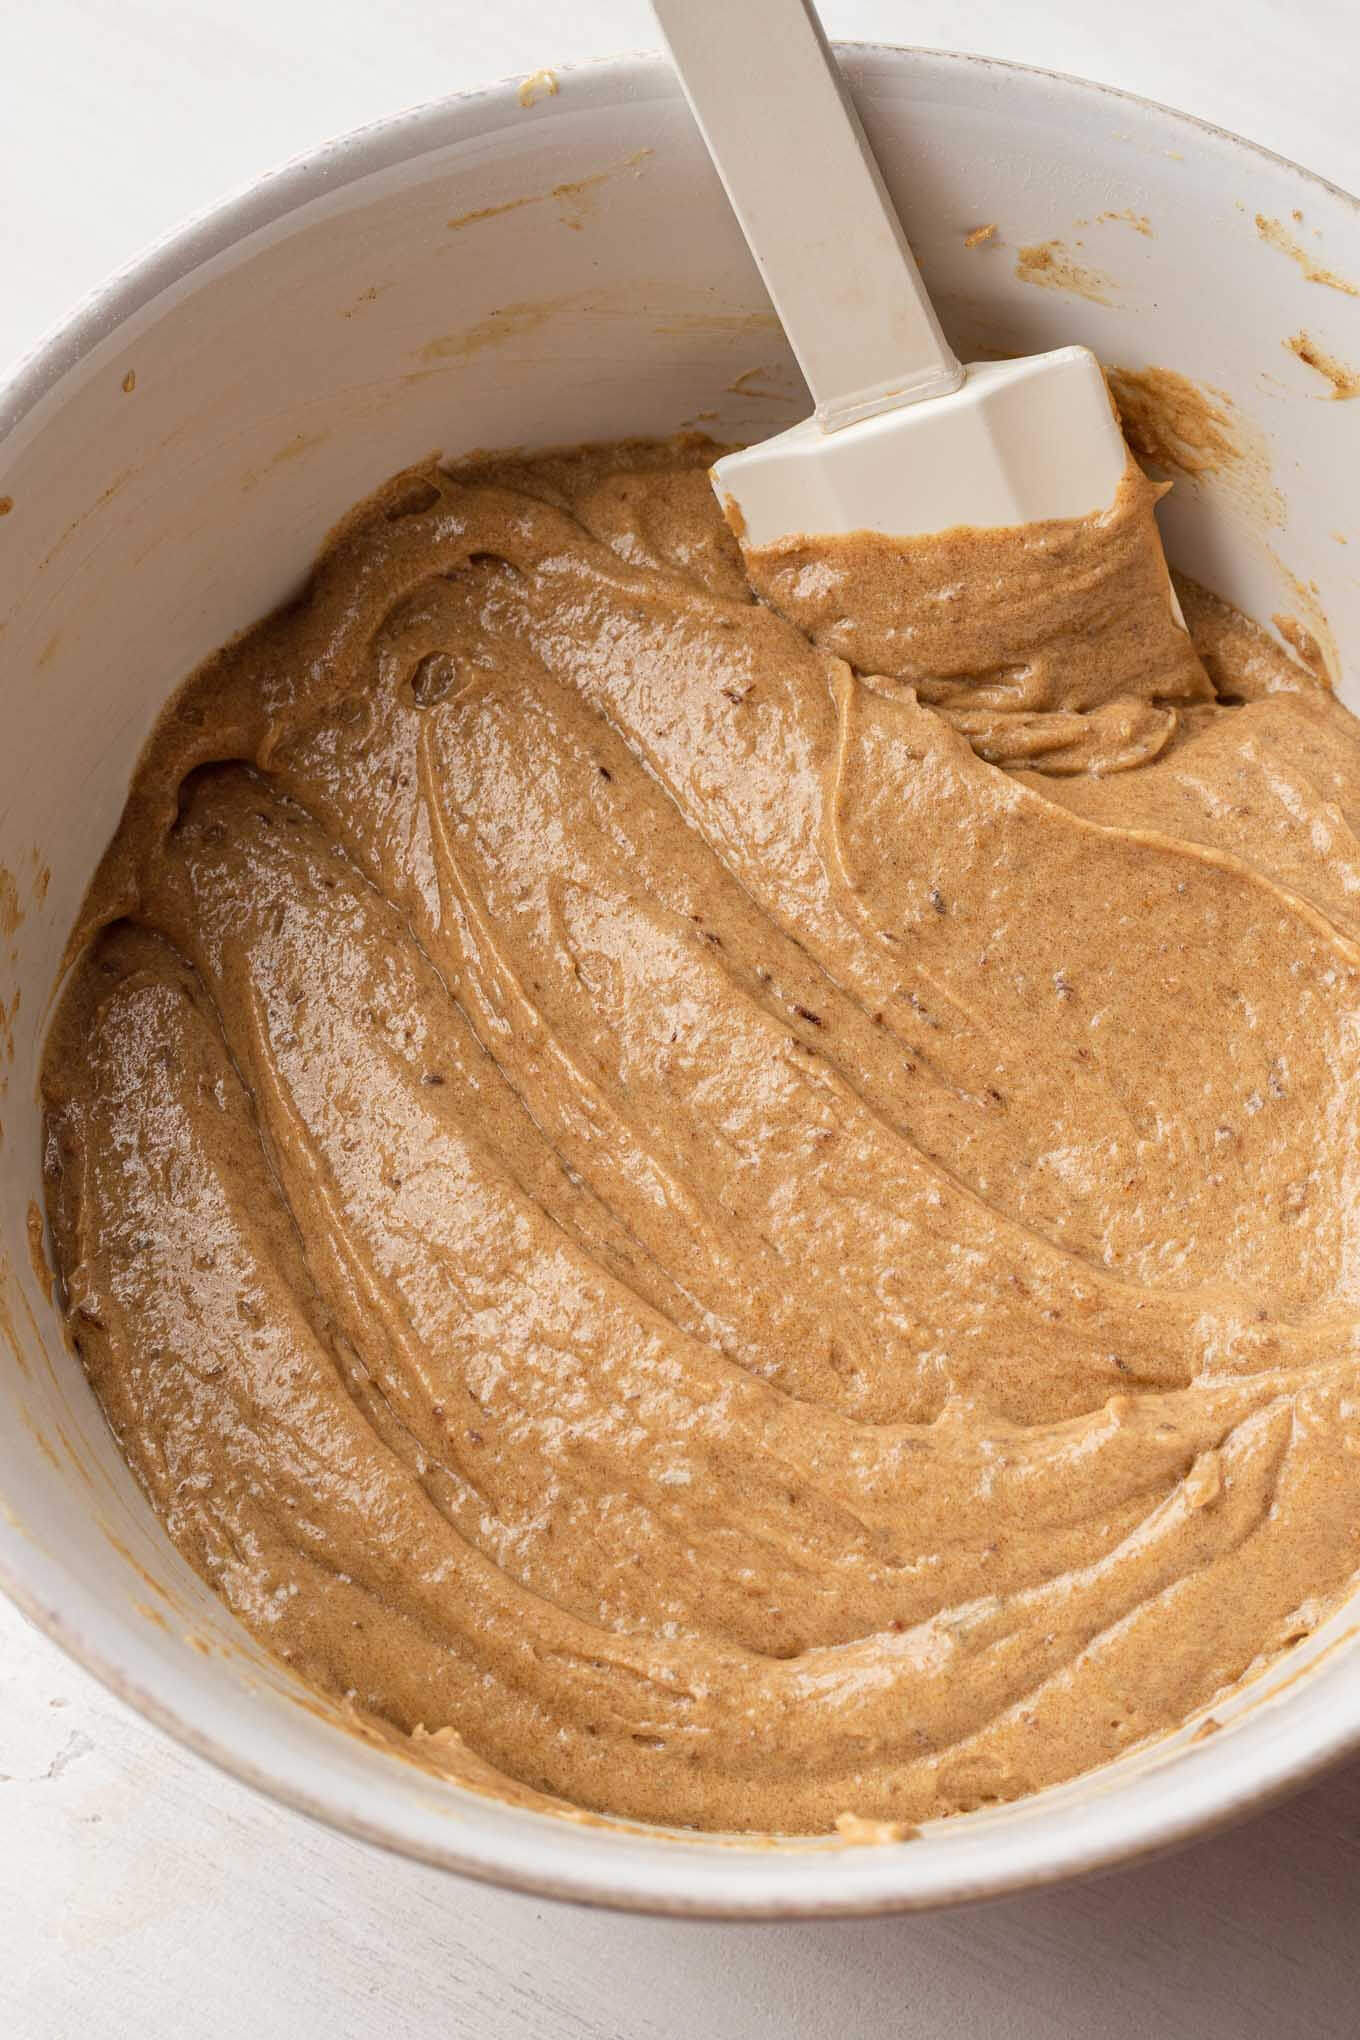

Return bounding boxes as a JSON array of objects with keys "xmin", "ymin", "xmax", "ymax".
[{"xmin": 4, "ymin": 4, "xmax": 1360, "ymax": 2035}]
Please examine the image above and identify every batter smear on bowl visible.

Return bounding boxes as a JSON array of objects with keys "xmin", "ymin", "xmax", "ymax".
[{"xmin": 41, "ymin": 436, "xmax": 1360, "ymax": 1833}]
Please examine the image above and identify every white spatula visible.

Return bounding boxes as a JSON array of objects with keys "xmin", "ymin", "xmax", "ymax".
[{"xmin": 651, "ymin": 0, "xmax": 1136, "ymax": 552}]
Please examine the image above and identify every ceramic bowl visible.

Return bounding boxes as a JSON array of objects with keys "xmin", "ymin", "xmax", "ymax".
[{"xmin": 2, "ymin": 46, "xmax": 1359, "ymax": 1917}]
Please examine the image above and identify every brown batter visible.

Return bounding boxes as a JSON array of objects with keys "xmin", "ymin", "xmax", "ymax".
[{"xmin": 41, "ymin": 436, "xmax": 1360, "ymax": 1834}]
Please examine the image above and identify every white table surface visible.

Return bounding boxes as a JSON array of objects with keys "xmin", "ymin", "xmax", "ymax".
[{"xmin": 4, "ymin": 4, "xmax": 1359, "ymax": 2034}]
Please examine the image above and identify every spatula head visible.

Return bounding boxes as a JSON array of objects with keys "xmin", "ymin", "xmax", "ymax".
[{"xmin": 714, "ymin": 347, "xmax": 1130, "ymax": 549}]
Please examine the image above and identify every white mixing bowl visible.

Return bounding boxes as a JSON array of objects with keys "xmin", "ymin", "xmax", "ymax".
[{"xmin": 2, "ymin": 46, "xmax": 1359, "ymax": 1918}]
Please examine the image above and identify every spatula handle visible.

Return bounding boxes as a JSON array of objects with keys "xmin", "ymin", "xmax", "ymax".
[{"xmin": 651, "ymin": 0, "xmax": 964, "ymax": 430}]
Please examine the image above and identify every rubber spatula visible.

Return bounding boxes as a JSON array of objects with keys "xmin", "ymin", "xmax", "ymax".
[{"xmin": 651, "ymin": 0, "xmax": 1155, "ymax": 568}]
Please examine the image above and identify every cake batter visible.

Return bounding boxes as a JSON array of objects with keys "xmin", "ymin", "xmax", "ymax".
[{"xmin": 41, "ymin": 437, "xmax": 1360, "ymax": 1832}]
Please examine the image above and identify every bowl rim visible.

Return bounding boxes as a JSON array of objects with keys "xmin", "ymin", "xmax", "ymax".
[{"xmin": 3, "ymin": 42, "xmax": 1360, "ymax": 1921}]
